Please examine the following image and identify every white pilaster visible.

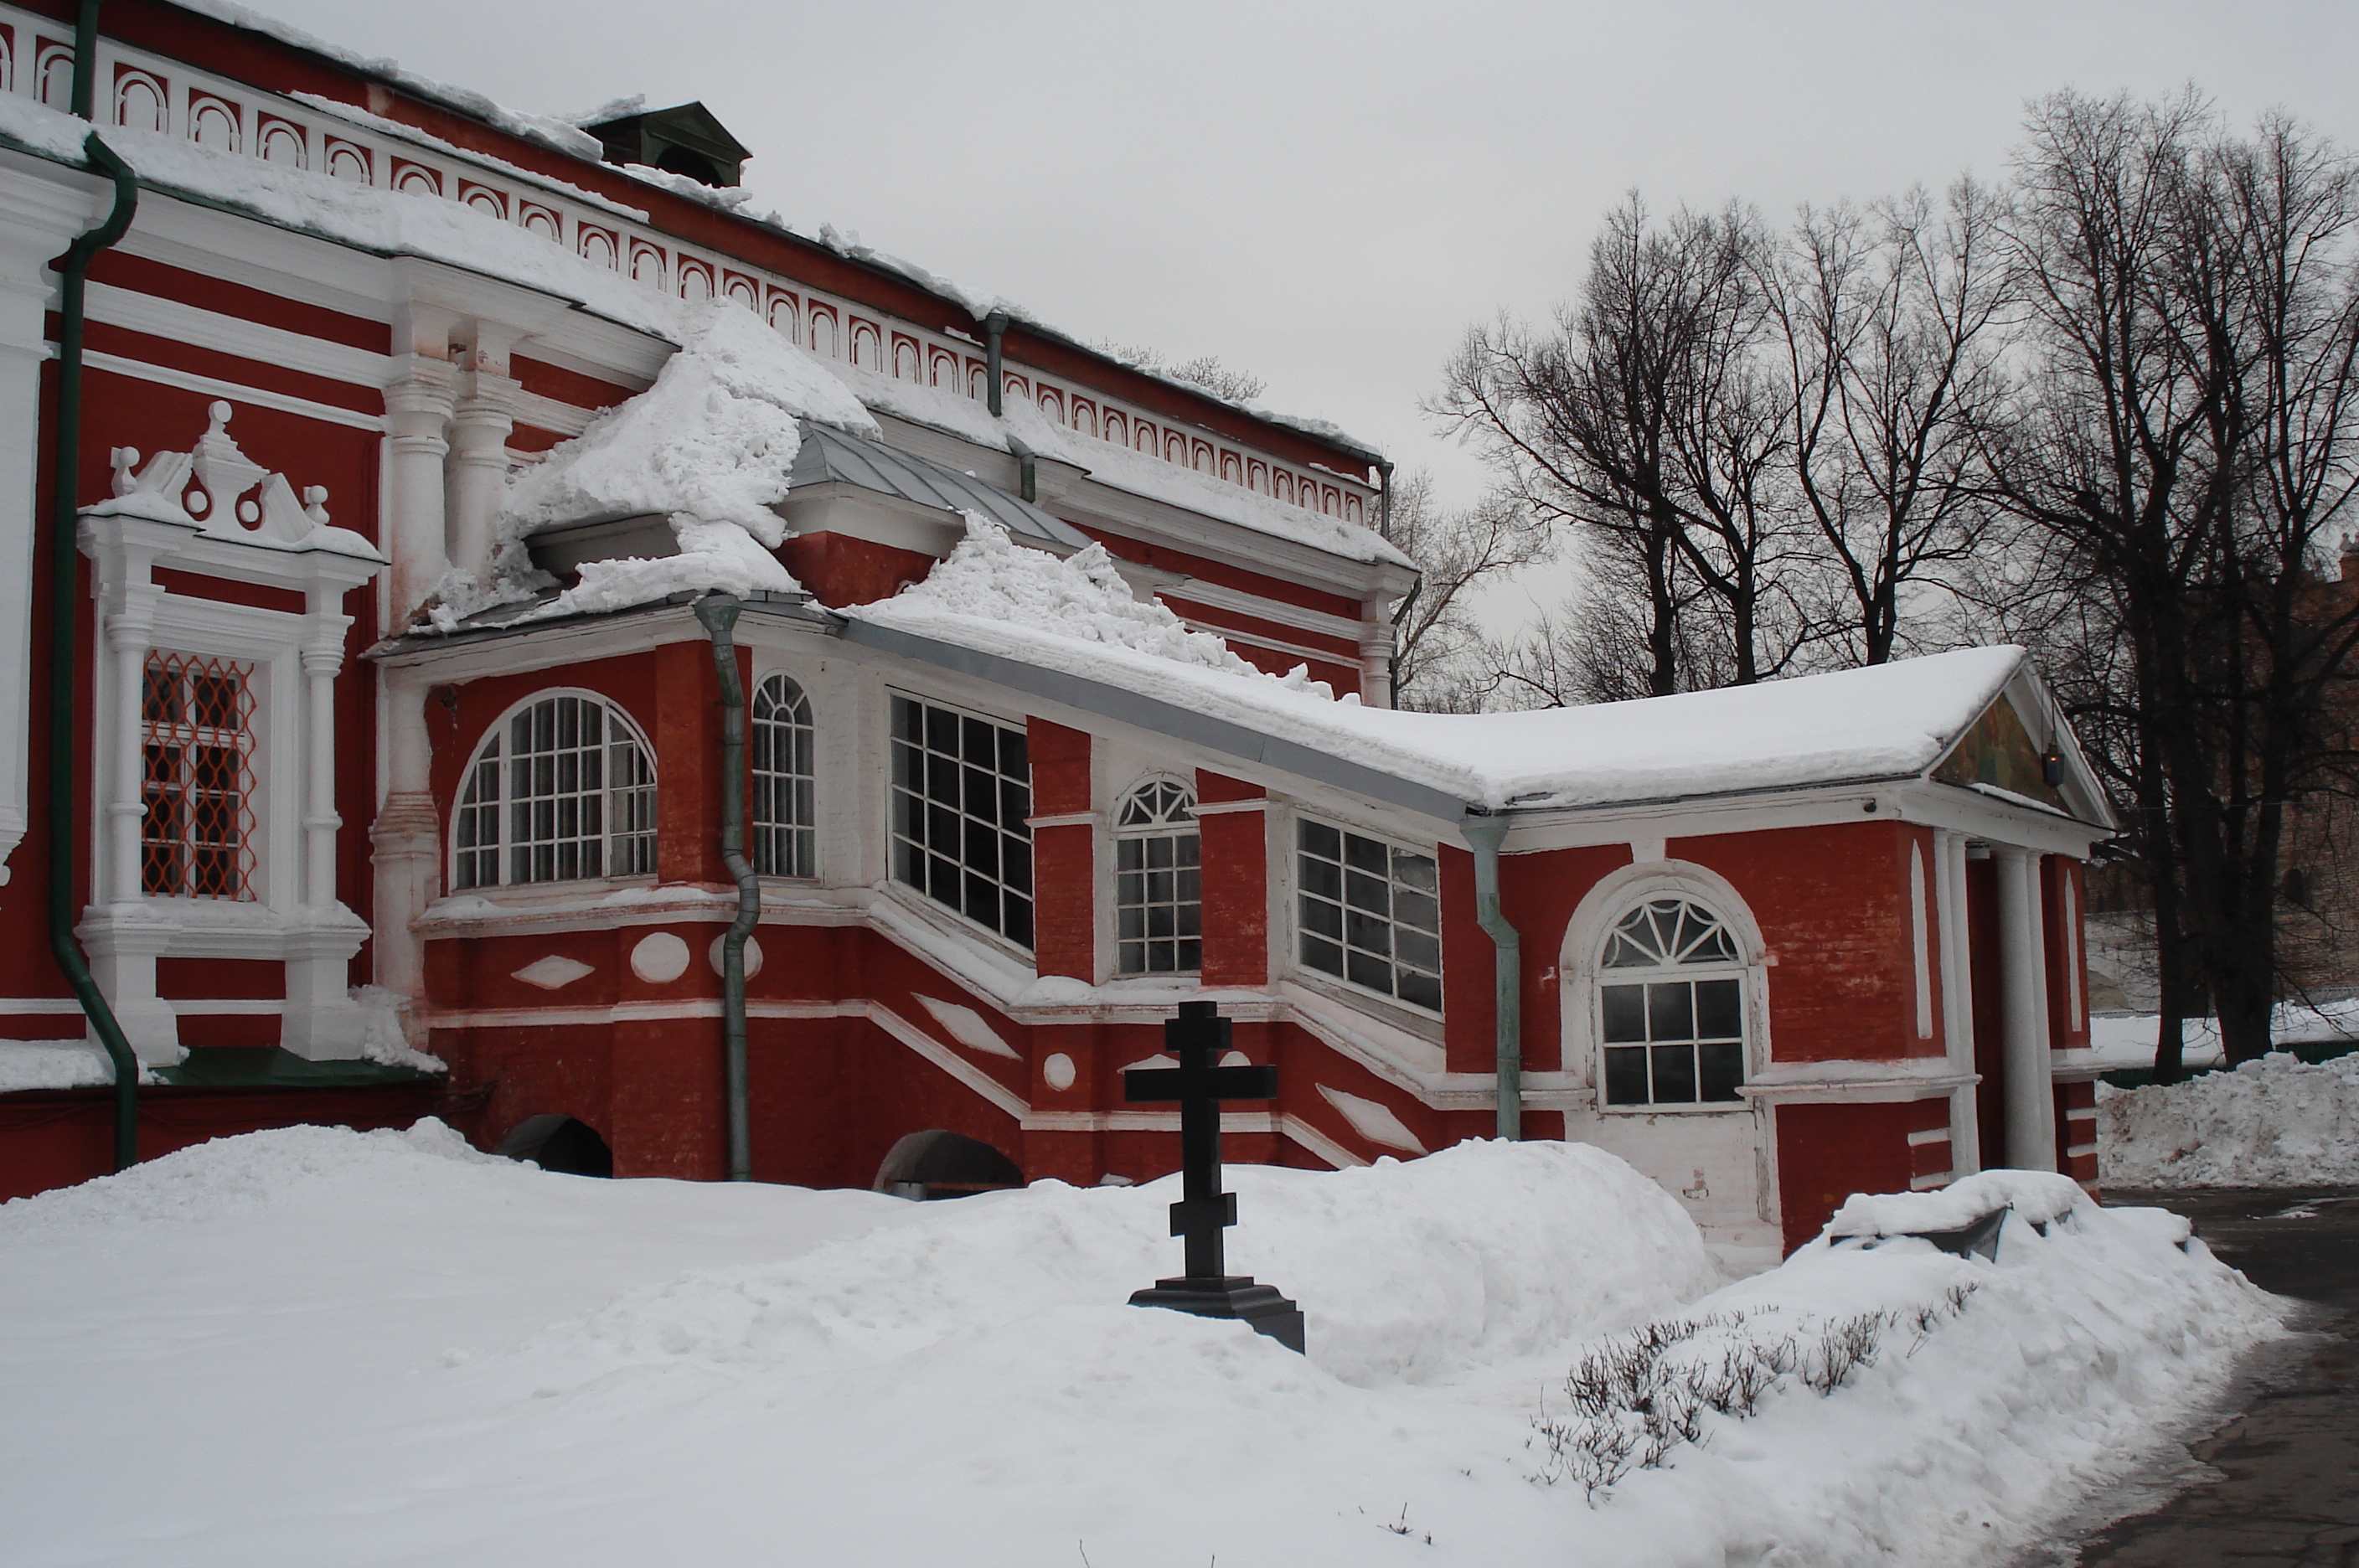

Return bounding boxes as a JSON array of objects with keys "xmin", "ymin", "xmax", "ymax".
[
  {"xmin": 1995, "ymin": 847, "xmax": 2057, "ymax": 1171},
  {"xmin": 445, "ymin": 368, "xmax": 519, "ymax": 583},
  {"xmin": 368, "ymin": 668, "xmax": 439, "ymax": 1003},
  {"xmin": 1935, "ymin": 830, "xmax": 1981, "ymax": 1174},
  {"xmin": 383, "ymin": 354, "xmax": 456, "ymax": 627},
  {"xmin": 0, "ymin": 167, "xmax": 106, "ymax": 891}
]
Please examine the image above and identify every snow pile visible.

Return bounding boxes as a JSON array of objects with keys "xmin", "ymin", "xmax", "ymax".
[
  {"xmin": 1824, "ymin": 1168, "xmax": 2086, "ymax": 1237},
  {"xmin": 444, "ymin": 301, "xmax": 877, "ymax": 625},
  {"xmin": 0, "ymin": 1123, "xmax": 2284, "ymax": 1568},
  {"xmin": 858, "ymin": 516, "xmax": 1332, "ymax": 693},
  {"xmin": 2100, "ymin": 1050, "xmax": 2359, "ymax": 1187}
]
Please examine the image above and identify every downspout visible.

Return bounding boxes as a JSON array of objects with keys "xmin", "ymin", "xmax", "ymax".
[
  {"xmin": 49, "ymin": 0, "xmax": 142, "ymax": 1170},
  {"xmin": 694, "ymin": 593, "xmax": 758, "ymax": 1181},
  {"xmin": 1461, "ymin": 812, "xmax": 1521, "ymax": 1140},
  {"xmin": 1004, "ymin": 435, "xmax": 1037, "ymax": 503},
  {"xmin": 983, "ymin": 310, "xmax": 1007, "ymax": 418}
]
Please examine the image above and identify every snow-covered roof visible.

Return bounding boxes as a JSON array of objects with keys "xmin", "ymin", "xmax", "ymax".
[
  {"xmin": 790, "ymin": 424, "xmax": 1088, "ymax": 554},
  {"xmin": 848, "ymin": 582, "xmax": 2080, "ymax": 818}
]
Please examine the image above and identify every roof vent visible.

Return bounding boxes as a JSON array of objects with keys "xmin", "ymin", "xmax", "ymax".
[{"xmin": 582, "ymin": 101, "xmax": 751, "ymax": 188}]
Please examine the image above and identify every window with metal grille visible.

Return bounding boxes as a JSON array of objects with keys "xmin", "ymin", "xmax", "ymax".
[
  {"xmin": 1116, "ymin": 779, "xmax": 1200, "ymax": 975},
  {"xmin": 452, "ymin": 694, "xmax": 656, "ymax": 889},
  {"xmin": 752, "ymin": 673, "xmax": 816, "ymax": 878},
  {"xmin": 889, "ymin": 694, "xmax": 1032, "ymax": 947},
  {"xmin": 140, "ymin": 652, "xmax": 258, "ymax": 899},
  {"xmin": 1296, "ymin": 818, "xmax": 1442, "ymax": 1012},
  {"xmin": 1598, "ymin": 897, "xmax": 1747, "ymax": 1106}
]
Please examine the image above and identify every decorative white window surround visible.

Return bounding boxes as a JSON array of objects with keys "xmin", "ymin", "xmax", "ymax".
[{"xmin": 75, "ymin": 403, "xmax": 385, "ymax": 1062}]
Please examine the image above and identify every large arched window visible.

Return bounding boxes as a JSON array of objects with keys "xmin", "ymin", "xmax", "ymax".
[
  {"xmin": 452, "ymin": 693, "xmax": 656, "ymax": 889},
  {"xmin": 1598, "ymin": 896, "xmax": 1747, "ymax": 1106},
  {"xmin": 1115, "ymin": 778, "xmax": 1200, "ymax": 974},
  {"xmin": 752, "ymin": 673, "xmax": 816, "ymax": 878}
]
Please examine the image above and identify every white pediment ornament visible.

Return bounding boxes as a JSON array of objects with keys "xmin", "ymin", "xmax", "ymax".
[{"xmin": 94, "ymin": 401, "xmax": 384, "ymax": 562}]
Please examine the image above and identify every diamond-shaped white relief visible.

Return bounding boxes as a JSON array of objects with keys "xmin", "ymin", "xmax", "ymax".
[{"xmin": 512, "ymin": 955, "xmax": 595, "ymax": 992}]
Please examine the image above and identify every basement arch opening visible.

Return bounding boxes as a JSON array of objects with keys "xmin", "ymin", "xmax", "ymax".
[
  {"xmin": 495, "ymin": 1114, "xmax": 615, "ymax": 1178},
  {"xmin": 872, "ymin": 1129, "xmax": 1022, "ymax": 1200}
]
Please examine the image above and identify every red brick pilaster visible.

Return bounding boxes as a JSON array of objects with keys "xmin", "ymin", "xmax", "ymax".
[
  {"xmin": 1196, "ymin": 771, "xmax": 1268, "ymax": 988},
  {"xmin": 1028, "ymin": 719, "xmax": 1094, "ymax": 980}
]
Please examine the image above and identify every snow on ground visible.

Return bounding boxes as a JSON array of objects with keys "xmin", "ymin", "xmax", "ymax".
[
  {"xmin": 0, "ymin": 1041, "xmax": 131, "ymax": 1092},
  {"xmin": 2101, "ymin": 1050, "xmax": 2359, "ymax": 1189},
  {"xmin": 2087, "ymin": 997, "xmax": 2359, "ymax": 1073},
  {"xmin": 0, "ymin": 1126, "xmax": 2276, "ymax": 1568}
]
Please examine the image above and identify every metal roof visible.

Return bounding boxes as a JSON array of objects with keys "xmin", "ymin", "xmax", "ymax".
[{"xmin": 788, "ymin": 421, "xmax": 1090, "ymax": 552}]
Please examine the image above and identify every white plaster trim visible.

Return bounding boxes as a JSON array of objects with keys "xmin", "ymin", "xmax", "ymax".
[
  {"xmin": 0, "ymin": 998, "xmax": 91, "ymax": 1015},
  {"xmin": 80, "ymin": 349, "xmax": 387, "ymax": 432},
  {"xmin": 1153, "ymin": 578, "xmax": 1370, "ymax": 642},
  {"xmin": 1908, "ymin": 1172, "xmax": 1954, "ymax": 1191},
  {"xmin": 1023, "ymin": 811, "xmax": 1100, "ymax": 831},
  {"xmin": 1187, "ymin": 797, "xmax": 1267, "ymax": 817},
  {"xmin": 85, "ymin": 280, "xmax": 390, "ymax": 389}
]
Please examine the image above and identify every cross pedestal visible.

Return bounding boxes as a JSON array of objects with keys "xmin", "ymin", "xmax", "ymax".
[{"xmin": 1123, "ymin": 999, "xmax": 1304, "ymax": 1354}]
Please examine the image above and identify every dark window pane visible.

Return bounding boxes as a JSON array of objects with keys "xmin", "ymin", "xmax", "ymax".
[
  {"xmin": 1651, "ymin": 1043, "xmax": 1697, "ymax": 1103},
  {"xmin": 999, "ymin": 730, "xmax": 1027, "ymax": 778},
  {"xmin": 1118, "ymin": 904, "xmax": 1144, "ymax": 939},
  {"xmin": 1696, "ymin": 978, "xmax": 1742, "ymax": 1039},
  {"xmin": 1343, "ymin": 833, "xmax": 1386, "ymax": 874},
  {"xmin": 1301, "ymin": 896, "xmax": 1342, "ymax": 939},
  {"xmin": 1648, "ymin": 982, "xmax": 1694, "ymax": 1043},
  {"xmin": 1118, "ymin": 839, "xmax": 1143, "ymax": 872},
  {"xmin": 1395, "ymin": 890, "xmax": 1439, "ymax": 933},
  {"xmin": 1299, "ymin": 820, "xmax": 1340, "ymax": 861},
  {"xmin": 1396, "ymin": 930, "xmax": 1440, "ymax": 973},
  {"xmin": 1302, "ymin": 857, "xmax": 1341, "ymax": 901},
  {"xmin": 1397, "ymin": 969, "xmax": 1442, "ymax": 1011},
  {"xmin": 1603, "ymin": 1045, "xmax": 1649, "ymax": 1106},
  {"xmin": 1698, "ymin": 1042, "xmax": 1745, "ymax": 1102},
  {"xmin": 1004, "ymin": 897, "xmax": 1032, "ymax": 949},
  {"xmin": 1601, "ymin": 984, "xmax": 1647, "ymax": 1043},
  {"xmin": 1345, "ymin": 869, "xmax": 1389, "ymax": 915},
  {"xmin": 1344, "ymin": 910, "xmax": 1392, "ymax": 957},
  {"xmin": 1301, "ymin": 933, "xmax": 1344, "ymax": 977},
  {"xmin": 1345, "ymin": 949, "xmax": 1393, "ymax": 994}
]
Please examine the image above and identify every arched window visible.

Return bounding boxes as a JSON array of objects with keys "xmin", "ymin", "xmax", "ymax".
[
  {"xmin": 1115, "ymin": 779, "xmax": 1200, "ymax": 974},
  {"xmin": 452, "ymin": 694, "xmax": 656, "ymax": 889},
  {"xmin": 752, "ymin": 673, "xmax": 816, "ymax": 878},
  {"xmin": 1597, "ymin": 896, "xmax": 1747, "ymax": 1106}
]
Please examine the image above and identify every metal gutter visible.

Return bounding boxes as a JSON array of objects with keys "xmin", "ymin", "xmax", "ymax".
[
  {"xmin": 1459, "ymin": 812, "xmax": 1520, "ymax": 1140},
  {"xmin": 48, "ymin": 0, "xmax": 142, "ymax": 1170},
  {"xmin": 693, "ymin": 593, "xmax": 759, "ymax": 1182}
]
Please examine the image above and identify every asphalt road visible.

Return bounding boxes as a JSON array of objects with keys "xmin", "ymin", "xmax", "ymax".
[{"xmin": 2033, "ymin": 1187, "xmax": 2359, "ymax": 1567}]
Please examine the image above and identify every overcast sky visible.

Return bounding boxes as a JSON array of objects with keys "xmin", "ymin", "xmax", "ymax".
[{"xmin": 257, "ymin": 0, "xmax": 2356, "ymax": 600}]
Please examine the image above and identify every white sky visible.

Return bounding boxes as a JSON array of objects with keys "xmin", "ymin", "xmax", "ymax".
[{"xmin": 255, "ymin": 0, "xmax": 2358, "ymax": 616}]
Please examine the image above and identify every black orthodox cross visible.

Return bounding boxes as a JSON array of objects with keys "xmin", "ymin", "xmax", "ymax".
[{"xmin": 1122, "ymin": 1000, "xmax": 1304, "ymax": 1352}]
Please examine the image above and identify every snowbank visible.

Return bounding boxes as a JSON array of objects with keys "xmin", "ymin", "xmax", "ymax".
[
  {"xmin": 0, "ymin": 1041, "xmax": 126, "ymax": 1093},
  {"xmin": 2088, "ymin": 998, "xmax": 2359, "ymax": 1073},
  {"xmin": 0, "ymin": 1123, "xmax": 2281, "ymax": 1568},
  {"xmin": 859, "ymin": 515, "xmax": 1331, "ymax": 693},
  {"xmin": 2100, "ymin": 1050, "xmax": 2359, "ymax": 1187}
]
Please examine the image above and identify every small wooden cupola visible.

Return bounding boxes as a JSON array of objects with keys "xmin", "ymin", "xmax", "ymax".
[{"xmin": 583, "ymin": 101, "xmax": 752, "ymax": 187}]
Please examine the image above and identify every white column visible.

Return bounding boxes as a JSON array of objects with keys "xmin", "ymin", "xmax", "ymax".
[
  {"xmin": 444, "ymin": 369, "xmax": 519, "ymax": 584},
  {"xmin": 0, "ymin": 169, "xmax": 99, "ymax": 891},
  {"xmin": 300, "ymin": 632, "xmax": 343, "ymax": 908},
  {"xmin": 369, "ymin": 668, "xmax": 440, "ymax": 1001},
  {"xmin": 383, "ymin": 357, "xmax": 455, "ymax": 627},
  {"xmin": 1935, "ymin": 831, "xmax": 1982, "ymax": 1174},
  {"xmin": 1995, "ymin": 847, "xmax": 2057, "ymax": 1171},
  {"xmin": 102, "ymin": 591, "xmax": 155, "ymax": 904}
]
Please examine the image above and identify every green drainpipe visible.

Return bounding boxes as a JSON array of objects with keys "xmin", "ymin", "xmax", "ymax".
[
  {"xmin": 49, "ymin": 0, "xmax": 142, "ymax": 1169},
  {"xmin": 1461, "ymin": 812, "xmax": 1521, "ymax": 1141},
  {"xmin": 694, "ymin": 593, "xmax": 758, "ymax": 1181}
]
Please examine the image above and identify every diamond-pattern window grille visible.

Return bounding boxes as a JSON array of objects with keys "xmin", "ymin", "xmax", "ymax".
[{"xmin": 140, "ymin": 651, "xmax": 258, "ymax": 900}]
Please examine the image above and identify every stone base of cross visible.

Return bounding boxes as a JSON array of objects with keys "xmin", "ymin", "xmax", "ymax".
[{"xmin": 1123, "ymin": 999, "xmax": 1305, "ymax": 1354}]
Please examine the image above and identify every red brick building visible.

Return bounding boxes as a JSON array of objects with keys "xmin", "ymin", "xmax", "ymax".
[{"xmin": 0, "ymin": 0, "xmax": 2115, "ymax": 1261}]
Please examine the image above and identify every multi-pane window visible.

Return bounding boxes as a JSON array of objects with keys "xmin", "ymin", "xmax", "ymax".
[
  {"xmin": 752, "ymin": 673, "xmax": 816, "ymax": 878},
  {"xmin": 1297, "ymin": 819, "xmax": 1443, "ymax": 1012},
  {"xmin": 452, "ymin": 694, "xmax": 657, "ymax": 890},
  {"xmin": 1598, "ymin": 897, "xmax": 1747, "ymax": 1106},
  {"xmin": 889, "ymin": 694, "xmax": 1033, "ymax": 947},
  {"xmin": 140, "ymin": 652, "xmax": 257, "ymax": 899},
  {"xmin": 1116, "ymin": 779, "xmax": 1200, "ymax": 974}
]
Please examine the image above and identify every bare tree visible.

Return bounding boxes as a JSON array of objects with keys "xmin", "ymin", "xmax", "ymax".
[
  {"xmin": 1983, "ymin": 90, "xmax": 2359, "ymax": 1071},
  {"xmin": 1374, "ymin": 471, "xmax": 1551, "ymax": 710},
  {"xmin": 1095, "ymin": 341, "xmax": 1268, "ymax": 403},
  {"xmin": 1763, "ymin": 182, "xmax": 2015, "ymax": 664}
]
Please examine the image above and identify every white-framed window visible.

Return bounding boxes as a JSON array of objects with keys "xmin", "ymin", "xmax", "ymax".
[
  {"xmin": 452, "ymin": 692, "xmax": 657, "ymax": 890},
  {"xmin": 888, "ymin": 693, "xmax": 1033, "ymax": 947},
  {"xmin": 1115, "ymin": 778, "xmax": 1200, "ymax": 975},
  {"xmin": 752, "ymin": 672, "xmax": 816, "ymax": 878},
  {"xmin": 1598, "ymin": 896, "xmax": 1747, "ymax": 1107},
  {"xmin": 1295, "ymin": 818, "xmax": 1443, "ymax": 1012},
  {"xmin": 139, "ymin": 650, "xmax": 259, "ymax": 900}
]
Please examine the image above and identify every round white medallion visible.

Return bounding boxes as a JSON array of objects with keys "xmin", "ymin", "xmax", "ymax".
[
  {"xmin": 629, "ymin": 931, "xmax": 691, "ymax": 983},
  {"xmin": 708, "ymin": 932, "xmax": 765, "ymax": 978},
  {"xmin": 1042, "ymin": 1052, "xmax": 1077, "ymax": 1091}
]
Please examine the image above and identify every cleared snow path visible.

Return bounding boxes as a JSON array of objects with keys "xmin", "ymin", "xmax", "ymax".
[{"xmin": 0, "ymin": 1125, "xmax": 2281, "ymax": 1567}]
